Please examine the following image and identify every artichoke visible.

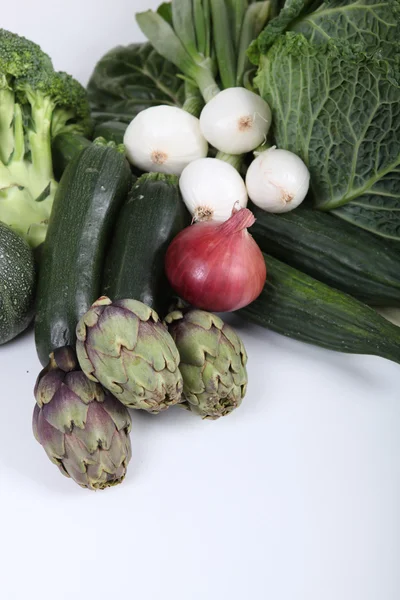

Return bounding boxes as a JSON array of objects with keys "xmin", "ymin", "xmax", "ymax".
[
  {"xmin": 165, "ymin": 309, "xmax": 248, "ymax": 419},
  {"xmin": 33, "ymin": 346, "xmax": 132, "ymax": 490},
  {"xmin": 76, "ymin": 297, "xmax": 183, "ymax": 412}
]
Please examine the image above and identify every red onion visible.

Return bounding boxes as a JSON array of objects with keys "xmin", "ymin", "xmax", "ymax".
[{"xmin": 165, "ymin": 208, "xmax": 266, "ymax": 312}]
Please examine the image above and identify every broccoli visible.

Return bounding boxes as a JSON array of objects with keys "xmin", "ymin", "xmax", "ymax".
[{"xmin": 0, "ymin": 29, "xmax": 92, "ymax": 247}]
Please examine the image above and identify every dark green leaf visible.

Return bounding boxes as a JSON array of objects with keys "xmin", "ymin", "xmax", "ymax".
[
  {"xmin": 333, "ymin": 168, "xmax": 400, "ymax": 239},
  {"xmin": 87, "ymin": 43, "xmax": 185, "ymax": 125}
]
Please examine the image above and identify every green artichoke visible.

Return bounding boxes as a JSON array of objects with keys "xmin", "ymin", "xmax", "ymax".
[
  {"xmin": 76, "ymin": 297, "xmax": 183, "ymax": 412},
  {"xmin": 165, "ymin": 309, "xmax": 248, "ymax": 419},
  {"xmin": 33, "ymin": 346, "xmax": 132, "ymax": 490}
]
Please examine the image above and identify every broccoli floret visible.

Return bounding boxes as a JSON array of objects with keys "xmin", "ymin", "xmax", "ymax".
[{"xmin": 0, "ymin": 29, "xmax": 92, "ymax": 247}]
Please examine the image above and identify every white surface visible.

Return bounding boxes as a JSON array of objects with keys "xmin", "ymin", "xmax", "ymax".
[{"xmin": 1, "ymin": 3, "xmax": 400, "ymax": 599}]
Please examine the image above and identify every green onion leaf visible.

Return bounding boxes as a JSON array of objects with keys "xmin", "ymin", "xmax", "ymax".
[
  {"xmin": 210, "ymin": 0, "xmax": 237, "ymax": 89},
  {"xmin": 237, "ymin": 1, "xmax": 270, "ymax": 86},
  {"xmin": 203, "ymin": 0, "xmax": 212, "ymax": 57},
  {"xmin": 157, "ymin": 2, "xmax": 173, "ymax": 25},
  {"xmin": 227, "ymin": 0, "xmax": 248, "ymax": 48},
  {"xmin": 172, "ymin": 0, "xmax": 199, "ymax": 58},
  {"xmin": 182, "ymin": 80, "xmax": 205, "ymax": 117},
  {"xmin": 193, "ymin": 0, "xmax": 207, "ymax": 55},
  {"xmin": 136, "ymin": 10, "xmax": 196, "ymax": 78}
]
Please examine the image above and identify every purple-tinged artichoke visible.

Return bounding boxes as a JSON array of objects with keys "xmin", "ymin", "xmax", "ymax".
[
  {"xmin": 33, "ymin": 346, "xmax": 132, "ymax": 490},
  {"xmin": 76, "ymin": 297, "xmax": 183, "ymax": 413},
  {"xmin": 165, "ymin": 309, "xmax": 248, "ymax": 420}
]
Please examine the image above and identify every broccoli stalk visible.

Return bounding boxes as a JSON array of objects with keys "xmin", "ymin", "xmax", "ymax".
[{"xmin": 0, "ymin": 30, "xmax": 92, "ymax": 247}]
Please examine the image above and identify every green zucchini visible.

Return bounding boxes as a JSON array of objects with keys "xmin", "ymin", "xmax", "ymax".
[
  {"xmin": 52, "ymin": 132, "xmax": 91, "ymax": 180},
  {"xmin": 103, "ymin": 172, "xmax": 191, "ymax": 316},
  {"xmin": 239, "ymin": 254, "xmax": 400, "ymax": 364},
  {"xmin": 249, "ymin": 203, "xmax": 400, "ymax": 306},
  {"xmin": 93, "ymin": 121, "xmax": 127, "ymax": 145},
  {"xmin": 0, "ymin": 222, "xmax": 36, "ymax": 344},
  {"xmin": 35, "ymin": 142, "xmax": 131, "ymax": 366}
]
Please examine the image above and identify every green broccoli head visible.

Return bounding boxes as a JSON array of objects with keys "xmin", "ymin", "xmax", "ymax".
[
  {"xmin": 0, "ymin": 29, "xmax": 92, "ymax": 247},
  {"xmin": 0, "ymin": 28, "xmax": 53, "ymax": 84},
  {"xmin": 50, "ymin": 72, "xmax": 92, "ymax": 137}
]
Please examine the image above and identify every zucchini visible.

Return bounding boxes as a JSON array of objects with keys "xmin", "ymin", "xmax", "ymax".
[
  {"xmin": 52, "ymin": 132, "xmax": 91, "ymax": 180},
  {"xmin": 93, "ymin": 121, "xmax": 127, "ymax": 145},
  {"xmin": 103, "ymin": 172, "xmax": 191, "ymax": 316},
  {"xmin": 35, "ymin": 142, "xmax": 131, "ymax": 366},
  {"xmin": 239, "ymin": 254, "xmax": 400, "ymax": 364},
  {"xmin": 249, "ymin": 203, "xmax": 400, "ymax": 306},
  {"xmin": 0, "ymin": 222, "xmax": 36, "ymax": 344}
]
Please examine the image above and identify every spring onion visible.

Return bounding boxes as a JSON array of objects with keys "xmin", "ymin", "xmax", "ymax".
[
  {"xmin": 200, "ymin": 88, "xmax": 272, "ymax": 154},
  {"xmin": 246, "ymin": 148, "xmax": 310, "ymax": 213},
  {"xmin": 179, "ymin": 157, "xmax": 248, "ymax": 221},
  {"xmin": 123, "ymin": 106, "xmax": 208, "ymax": 176}
]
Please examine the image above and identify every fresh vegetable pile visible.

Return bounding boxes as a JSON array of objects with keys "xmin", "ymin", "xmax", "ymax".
[{"xmin": 1, "ymin": 0, "xmax": 400, "ymax": 490}]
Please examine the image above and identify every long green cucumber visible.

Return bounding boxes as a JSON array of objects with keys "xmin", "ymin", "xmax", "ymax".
[
  {"xmin": 35, "ymin": 142, "xmax": 132, "ymax": 365},
  {"xmin": 249, "ymin": 202, "xmax": 400, "ymax": 306},
  {"xmin": 103, "ymin": 172, "xmax": 191, "ymax": 316},
  {"xmin": 239, "ymin": 254, "xmax": 400, "ymax": 364}
]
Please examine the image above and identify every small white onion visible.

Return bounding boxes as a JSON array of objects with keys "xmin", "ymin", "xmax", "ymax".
[
  {"xmin": 123, "ymin": 105, "xmax": 208, "ymax": 176},
  {"xmin": 179, "ymin": 158, "xmax": 248, "ymax": 222},
  {"xmin": 246, "ymin": 148, "xmax": 310, "ymax": 213},
  {"xmin": 199, "ymin": 87, "xmax": 272, "ymax": 154}
]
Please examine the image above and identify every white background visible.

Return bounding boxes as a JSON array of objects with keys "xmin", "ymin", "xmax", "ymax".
[{"xmin": 1, "ymin": 2, "xmax": 400, "ymax": 599}]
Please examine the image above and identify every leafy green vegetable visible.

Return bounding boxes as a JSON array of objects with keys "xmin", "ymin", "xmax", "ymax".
[
  {"xmin": 87, "ymin": 42, "xmax": 185, "ymax": 125},
  {"xmin": 252, "ymin": 0, "xmax": 400, "ymax": 238},
  {"xmin": 255, "ymin": 33, "xmax": 400, "ymax": 238},
  {"xmin": 292, "ymin": 0, "xmax": 400, "ymax": 60},
  {"xmin": 248, "ymin": 0, "xmax": 313, "ymax": 62},
  {"xmin": 251, "ymin": 0, "xmax": 400, "ymax": 61}
]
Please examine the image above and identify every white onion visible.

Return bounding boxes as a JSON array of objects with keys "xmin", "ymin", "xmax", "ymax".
[
  {"xmin": 245, "ymin": 148, "xmax": 310, "ymax": 213},
  {"xmin": 199, "ymin": 87, "xmax": 272, "ymax": 154},
  {"xmin": 123, "ymin": 105, "xmax": 208, "ymax": 176},
  {"xmin": 179, "ymin": 158, "xmax": 248, "ymax": 222}
]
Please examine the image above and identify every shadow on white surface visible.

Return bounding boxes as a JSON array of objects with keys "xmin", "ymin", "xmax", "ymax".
[{"xmin": 0, "ymin": 324, "xmax": 400, "ymax": 599}]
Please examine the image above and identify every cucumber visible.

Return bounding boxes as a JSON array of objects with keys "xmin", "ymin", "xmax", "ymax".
[
  {"xmin": 249, "ymin": 202, "xmax": 400, "ymax": 306},
  {"xmin": 239, "ymin": 254, "xmax": 400, "ymax": 364},
  {"xmin": 52, "ymin": 132, "xmax": 91, "ymax": 180},
  {"xmin": 35, "ymin": 142, "xmax": 131, "ymax": 366},
  {"xmin": 93, "ymin": 121, "xmax": 127, "ymax": 145},
  {"xmin": 0, "ymin": 222, "xmax": 36, "ymax": 344},
  {"xmin": 103, "ymin": 172, "xmax": 191, "ymax": 316}
]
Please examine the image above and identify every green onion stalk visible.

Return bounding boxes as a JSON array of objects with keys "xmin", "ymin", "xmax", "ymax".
[{"xmin": 136, "ymin": 0, "xmax": 271, "ymax": 172}]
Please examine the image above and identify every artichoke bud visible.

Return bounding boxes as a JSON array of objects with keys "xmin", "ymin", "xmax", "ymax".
[
  {"xmin": 32, "ymin": 345, "xmax": 132, "ymax": 490},
  {"xmin": 165, "ymin": 309, "xmax": 248, "ymax": 420},
  {"xmin": 76, "ymin": 296, "xmax": 183, "ymax": 413}
]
